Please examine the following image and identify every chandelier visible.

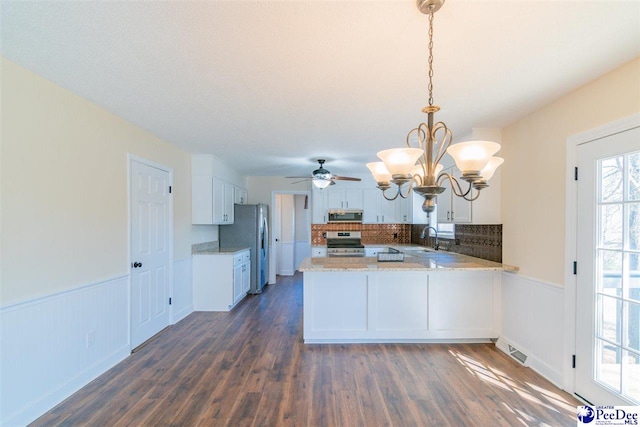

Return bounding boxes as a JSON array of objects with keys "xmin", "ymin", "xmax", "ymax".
[{"xmin": 367, "ymin": 0, "xmax": 503, "ymax": 216}]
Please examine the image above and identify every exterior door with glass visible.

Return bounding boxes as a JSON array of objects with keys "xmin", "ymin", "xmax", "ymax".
[{"xmin": 575, "ymin": 125, "xmax": 639, "ymax": 405}]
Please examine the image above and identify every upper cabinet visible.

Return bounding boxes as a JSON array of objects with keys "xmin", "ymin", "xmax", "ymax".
[
  {"xmin": 326, "ymin": 189, "xmax": 364, "ymax": 210},
  {"xmin": 193, "ymin": 176, "xmax": 235, "ymax": 225},
  {"xmin": 234, "ymin": 187, "xmax": 248, "ymax": 205},
  {"xmin": 362, "ymin": 189, "xmax": 409, "ymax": 224},
  {"xmin": 437, "ymin": 166, "xmax": 472, "ymax": 224},
  {"xmin": 312, "ymin": 187, "xmax": 328, "ymax": 224},
  {"xmin": 191, "ymin": 155, "xmax": 247, "ymax": 225}
]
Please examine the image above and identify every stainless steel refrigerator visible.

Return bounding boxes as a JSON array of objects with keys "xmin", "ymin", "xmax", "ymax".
[{"xmin": 219, "ymin": 203, "xmax": 269, "ymax": 294}]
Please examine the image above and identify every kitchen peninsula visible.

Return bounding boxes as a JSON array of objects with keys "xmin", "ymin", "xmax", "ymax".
[{"xmin": 299, "ymin": 248, "xmax": 517, "ymax": 344}]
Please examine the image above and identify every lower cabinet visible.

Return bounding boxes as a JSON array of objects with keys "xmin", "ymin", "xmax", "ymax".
[
  {"xmin": 311, "ymin": 247, "xmax": 327, "ymax": 257},
  {"xmin": 193, "ymin": 250, "xmax": 251, "ymax": 311},
  {"xmin": 303, "ymin": 270, "xmax": 500, "ymax": 342}
]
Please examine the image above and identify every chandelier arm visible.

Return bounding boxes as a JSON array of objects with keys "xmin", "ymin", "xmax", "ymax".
[
  {"xmin": 381, "ymin": 186, "xmax": 400, "ymax": 201},
  {"xmin": 431, "ymin": 122, "xmax": 452, "ymax": 167},
  {"xmin": 437, "ymin": 172, "xmax": 474, "ymax": 199}
]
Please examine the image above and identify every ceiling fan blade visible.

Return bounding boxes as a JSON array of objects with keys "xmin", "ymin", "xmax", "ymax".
[
  {"xmin": 333, "ymin": 176, "xmax": 362, "ymax": 181},
  {"xmin": 290, "ymin": 179, "xmax": 311, "ymax": 184},
  {"xmin": 285, "ymin": 176, "xmax": 312, "ymax": 179}
]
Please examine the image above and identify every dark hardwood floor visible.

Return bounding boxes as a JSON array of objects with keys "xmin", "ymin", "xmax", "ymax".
[{"xmin": 32, "ymin": 272, "xmax": 580, "ymax": 426}]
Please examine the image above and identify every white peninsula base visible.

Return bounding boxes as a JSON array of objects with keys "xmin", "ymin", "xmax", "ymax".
[{"xmin": 303, "ymin": 270, "xmax": 501, "ymax": 344}]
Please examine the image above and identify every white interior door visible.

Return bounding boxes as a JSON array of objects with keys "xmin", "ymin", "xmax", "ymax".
[
  {"xmin": 130, "ymin": 159, "xmax": 171, "ymax": 349},
  {"xmin": 575, "ymin": 126, "xmax": 640, "ymax": 404}
]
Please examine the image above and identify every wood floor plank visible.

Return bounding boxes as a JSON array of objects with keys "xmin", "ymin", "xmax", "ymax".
[{"xmin": 30, "ymin": 272, "xmax": 581, "ymax": 426}]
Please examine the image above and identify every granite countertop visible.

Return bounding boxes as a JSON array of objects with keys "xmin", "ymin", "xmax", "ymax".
[
  {"xmin": 192, "ymin": 247, "xmax": 251, "ymax": 255},
  {"xmin": 299, "ymin": 250, "xmax": 518, "ymax": 272}
]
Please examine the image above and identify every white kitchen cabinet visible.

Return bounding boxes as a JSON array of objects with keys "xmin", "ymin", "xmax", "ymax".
[
  {"xmin": 193, "ymin": 250, "xmax": 250, "ymax": 311},
  {"xmin": 326, "ymin": 189, "xmax": 363, "ymax": 210},
  {"xmin": 312, "ymin": 187, "xmax": 327, "ymax": 224},
  {"xmin": 302, "ymin": 269, "xmax": 500, "ymax": 342},
  {"xmin": 437, "ymin": 166, "xmax": 472, "ymax": 224},
  {"xmin": 363, "ymin": 189, "xmax": 398, "ymax": 224},
  {"xmin": 233, "ymin": 250, "xmax": 251, "ymax": 304},
  {"xmin": 234, "ymin": 187, "xmax": 248, "ymax": 205},
  {"xmin": 311, "ymin": 246, "xmax": 327, "ymax": 257},
  {"xmin": 364, "ymin": 247, "xmax": 387, "ymax": 256},
  {"xmin": 191, "ymin": 176, "xmax": 235, "ymax": 225}
]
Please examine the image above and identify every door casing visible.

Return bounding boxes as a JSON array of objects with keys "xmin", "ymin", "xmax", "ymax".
[
  {"xmin": 127, "ymin": 154, "xmax": 174, "ymax": 349},
  {"xmin": 564, "ymin": 113, "xmax": 640, "ymax": 394}
]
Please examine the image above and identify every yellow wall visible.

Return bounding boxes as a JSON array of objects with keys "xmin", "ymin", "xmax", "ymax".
[
  {"xmin": 501, "ymin": 57, "xmax": 640, "ymax": 285},
  {"xmin": 0, "ymin": 57, "xmax": 217, "ymax": 305}
]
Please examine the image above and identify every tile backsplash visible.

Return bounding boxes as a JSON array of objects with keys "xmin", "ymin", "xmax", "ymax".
[
  {"xmin": 411, "ymin": 224, "xmax": 503, "ymax": 263},
  {"xmin": 311, "ymin": 223, "xmax": 502, "ymax": 262},
  {"xmin": 311, "ymin": 224, "xmax": 411, "ymax": 246}
]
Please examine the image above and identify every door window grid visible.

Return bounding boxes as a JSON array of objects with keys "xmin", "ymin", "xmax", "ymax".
[{"xmin": 596, "ymin": 151, "xmax": 640, "ymax": 403}]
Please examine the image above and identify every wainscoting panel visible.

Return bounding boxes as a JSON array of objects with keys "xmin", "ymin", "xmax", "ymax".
[
  {"xmin": 171, "ymin": 258, "xmax": 193, "ymax": 324},
  {"xmin": 0, "ymin": 276, "xmax": 130, "ymax": 427},
  {"xmin": 294, "ymin": 240, "xmax": 311, "ymax": 271},
  {"xmin": 498, "ymin": 272, "xmax": 565, "ymax": 387}
]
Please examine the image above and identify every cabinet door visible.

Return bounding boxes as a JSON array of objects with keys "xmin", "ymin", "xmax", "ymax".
[
  {"xmin": 437, "ymin": 168, "xmax": 453, "ymax": 223},
  {"xmin": 362, "ymin": 189, "xmax": 380, "ymax": 223},
  {"xmin": 312, "ymin": 188, "xmax": 327, "ymax": 224},
  {"xmin": 233, "ymin": 263, "xmax": 243, "ymax": 304},
  {"xmin": 326, "ymin": 189, "xmax": 343, "ymax": 209},
  {"xmin": 451, "ymin": 187, "xmax": 472, "ymax": 223},
  {"xmin": 396, "ymin": 195, "xmax": 411, "ymax": 223},
  {"xmin": 192, "ymin": 176, "xmax": 213, "ymax": 224},
  {"xmin": 224, "ymin": 182, "xmax": 235, "ymax": 223},
  {"xmin": 344, "ymin": 189, "xmax": 363, "ymax": 210},
  {"xmin": 311, "ymin": 247, "xmax": 327, "ymax": 257},
  {"xmin": 242, "ymin": 261, "xmax": 251, "ymax": 294},
  {"xmin": 380, "ymin": 197, "xmax": 397, "ymax": 223},
  {"xmin": 212, "ymin": 177, "xmax": 226, "ymax": 223},
  {"xmin": 235, "ymin": 187, "xmax": 248, "ymax": 205}
]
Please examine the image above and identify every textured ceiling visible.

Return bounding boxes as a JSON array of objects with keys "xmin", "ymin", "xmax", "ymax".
[{"xmin": 1, "ymin": 0, "xmax": 639, "ymax": 178}]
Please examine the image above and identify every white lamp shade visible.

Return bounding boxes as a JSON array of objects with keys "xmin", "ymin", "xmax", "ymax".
[
  {"xmin": 446, "ymin": 141, "xmax": 501, "ymax": 173},
  {"xmin": 312, "ymin": 178, "xmax": 332, "ymax": 189},
  {"xmin": 366, "ymin": 162, "xmax": 391, "ymax": 183},
  {"xmin": 377, "ymin": 148, "xmax": 424, "ymax": 176},
  {"xmin": 479, "ymin": 157, "xmax": 504, "ymax": 181}
]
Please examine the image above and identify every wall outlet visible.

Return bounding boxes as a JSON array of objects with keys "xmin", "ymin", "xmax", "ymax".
[{"xmin": 86, "ymin": 331, "xmax": 95, "ymax": 348}]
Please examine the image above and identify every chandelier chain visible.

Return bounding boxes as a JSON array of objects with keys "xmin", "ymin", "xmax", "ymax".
[{"xmin": 427, "ymin": 8, "xmax": 434, "ymax": 106}]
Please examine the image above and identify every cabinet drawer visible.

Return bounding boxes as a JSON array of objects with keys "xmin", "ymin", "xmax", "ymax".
[{"xmin": 243, "ymin": 250, "xmax": 251, "ymax": 262}]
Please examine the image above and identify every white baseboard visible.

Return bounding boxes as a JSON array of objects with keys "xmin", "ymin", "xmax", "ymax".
[
  {"xmin": 0, "ymin": 275, "xmax": 130, "ymax": 427},
  {"xmin": 499, "ymin": 272, "xmax": 565, "ymax": 388}
]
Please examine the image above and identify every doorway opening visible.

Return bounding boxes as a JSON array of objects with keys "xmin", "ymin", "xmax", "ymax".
[{"xmin": 270, "ymin": 191, "xmax": 311, "ymax": 284}]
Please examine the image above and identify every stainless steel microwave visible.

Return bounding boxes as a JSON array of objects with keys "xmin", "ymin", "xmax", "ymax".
[{"xmin": 327, "ymin": 209, "xmax": 363, "ymax": 223}]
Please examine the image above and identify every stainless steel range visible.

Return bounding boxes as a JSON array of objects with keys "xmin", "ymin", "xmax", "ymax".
[{"xmin": 326, "ymin": 231, "xmax": 365, "ymax": 257}]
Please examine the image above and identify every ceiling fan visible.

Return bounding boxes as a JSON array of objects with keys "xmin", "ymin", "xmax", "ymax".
[{"xmin": 286, "ymin": 159, "xmax": 362, "ymax": 189}]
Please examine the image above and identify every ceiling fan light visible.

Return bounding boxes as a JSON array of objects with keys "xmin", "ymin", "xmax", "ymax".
[
  {"xmin": 366, "ymin": 162, "xmax": 392, "ymax": 184},
  {"xmin": 312, "ymin": 178, "xmax": 332, "ymax": 189},
  {"xmin": 479, "ymin": 156, "xmax": 504, "ymax": 181},
  {"xmin": 446, "ymin": 141, "xmax": 501, "ymax": 174},
  {"xmin": 377, "ymin": 148, "xmax": 423, "ymax": 176}
]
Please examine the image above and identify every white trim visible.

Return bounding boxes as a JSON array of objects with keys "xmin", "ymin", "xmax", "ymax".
[
  {"xmin": 0, "ymin": 275, "xmax": 130, "ymax": 426},
  {"xmin": 564, "ymin": 113, "xmax": 640, "ymax": 393},
  {"xmin": 127, "ymin": 154, "xmax": 174, "ymax": 350},
  {"xmin": 500, "ymin": 272, "xmax": 565, "ymax": 388},
  {"xmin": 0, "ymin": 274, "xmax": 128, "ymax": 311},
  {"xmin": 502, "ymin": 271, "xmax": 563, "ymax": 290},
  {"xmin": 270, "ymin": 190, "xmax": 311, "ymax": 283}
]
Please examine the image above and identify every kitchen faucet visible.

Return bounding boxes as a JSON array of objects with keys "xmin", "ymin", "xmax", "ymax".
[{"xmin": 420, "ymin": 226, "xmax": 439, "ymax": 250}]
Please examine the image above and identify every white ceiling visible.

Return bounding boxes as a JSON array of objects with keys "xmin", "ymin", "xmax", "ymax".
[{"xmin": 1, "ymin": 0, "xmax": 639, "ymax": 178}]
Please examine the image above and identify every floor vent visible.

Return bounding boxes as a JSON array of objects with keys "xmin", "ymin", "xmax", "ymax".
[{"xmin": 507, "ymin": 344, "xmax": 528, "ymax": 364}]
